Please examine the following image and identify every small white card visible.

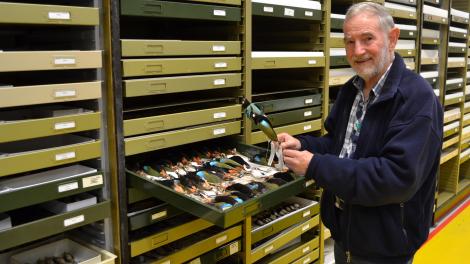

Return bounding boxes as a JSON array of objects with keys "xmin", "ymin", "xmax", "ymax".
[
  {"xmin": 151, "ymin": 211, "xmax": 167, "ymax": 221},
  {"xmin": 54, "ymin": 121, "xmax": 76, "ymax": 130},
  {"xmin": 48, "ymin": 12, "xmax": 71, "ymax": 20},
  {"xmin": 55, "ymin": 151, "xmax": 76, "ymax": 161},
  {"xmin": 54, "ymin": 58, "xmax": 76, "ymax": 65},
  {"xmin": 213, "ymin": 112, "xmax": 227, "ymax": 119},
  {"xmin": 213, "ymin": 79, "xmax": 226, "ymax": 85},
  {"xmin": 215, "ymin": 62, "xmax": 228, "ymax": 68},
  {"xmin": 64, "ymin": 215, "xmax": 84, "ymax": 227},
  {"xmin": 82, "ymin": 175, "xmax": 103, "ymax": 188},
  {"xmin": 58, "ymin": 182, "xmax": 79, "ymax": 193},
  {"xmin": 263, "ymin": 6, "xmax": 274, "ymax": 13},
  {"xmin": 284, "ymin": 8, "xmax": 295, "ymax": 16},
  {"xmin": 55, "ymin": 90, "xmax": 76, "ymax": 98},
  {"xmin": 212, "ymin": 45, "xmax": 226, "ymax": 52},
  {"xmin": 213, "ymin": 128, "xmax": 226, "ymax": 135},
  {"xmin": 214, "ymin": 10, "xmax": 226, "ymax": 16},
  {"xmin": 216, "ymin": 235, "xmax": 228, "ymax": 244}
]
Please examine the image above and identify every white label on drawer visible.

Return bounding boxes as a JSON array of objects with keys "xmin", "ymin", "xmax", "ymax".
[
  {"xmin": 216, "ymin": 235, "xmax": 227, "ymax": 244},
  {"xmin": 442, "ymin": 18, "xmax": 446, "ymax": 22},
  {"xmin": 436, "ymin": 0, "xmax": 439, "ymax": 3},
  {"xmin": 55, "ymin": 90, "xmax": 76, "ymax": 98},
  {"xmin": 303, "ymin": 246, "xmax": 311, "ymax": 253},
  {"xmin": 306, "ymin": 179, "xmax": 314, "ymax": 187},
  {"xmin": 407, "ymin": 51, "xmax": 412, "ymax": 55},
  {"xmin": 48, "ymin": 12, "xmax": 71, "ymax": 20},
  {"xmin": 303, "ymin": 257, "xmax": 311, "ymax": 264},
  {"xmin": 304, "ymin": 125, "xmax": 312, "ymax": 131},
  {"xmin": 459, "ymin": 83, "xmax": 463, "ymax": 87},
  {"xmin": 58, "ymin": 182, "xmax": 79, "ymax": 193},
  {"xmin": 151, "ymin": 210, "xmax": 167, "ymax": 221},
  {"xmin": 302, "ymin": 224, "xmax": 310, "ymax": 232},
  {"xmin": 284, "ymin": 8, "xmax": 294, "ymax": 16},
  {"xmin": 64, "ymin": 215, "xmax": 84, "ymax": 227},
  {"xmin": 229, "ymin": 242, "xmax": 239, "ymax": 255},
  {"xmin": 263, "ymin": 6, "xmax": 274, "ymax": 13},
  {"xmin": 463, "ymin": 48, "xmax": 466, "ymax": 52},
  {"xmin": 409, "ymin": 0, "xmax": 414, "ymax": 2},
  {"xmin": 433, "ymin": 78, "xmax": 436, "ymax": 83},
  {"xmin": 214, "ymin": 10, "xmax": 226, "ymax": 16},
  {"xmin": 409, "ymin": 32, "xmax": 414, "ymax": 36},
  {"xmin": 303, "ymin": 210, "xmax": 311, "ymax": 218},
  {"xmin": 215, "ymin": 62, "xmax": 228, "ymax": 68},
  {"xmin": 82, "ymin": 175, "xmax": 103, "ymax": 188},
  {"xmin": 213, "ymin": 128, "xmax": 226, "ymax": 135},
  {"xmin": 55, "ymin": 151, "xmax": 76, "ymax": 161},
  {"xmin": 54, "ymin": 58, "xmax": 76, "ymax": 65},
  {"xmin": 213, "ymin": 112, "xmax": 227, "ymax": 119},
  {"xmin": 54, "ymin": 121, "xmax": 76, "ymax": 130},
  {"xmin": 264, "ymin": 245, "xmax": 274, "ymax": 253},
  {"xmin": 214, "ymin": 78, "xmax": 226, "ymax": 85},
  {"xmin": 465, "ymin": 34, "xmax": 467, "ymax": 37},
  {"xmin": 212, "ymin": 45, "xmax": 226, "ymax": 52},
  {"xmin": 304, "ymin": 111, "xmax": 312, "ymax": 117},
  {"xmin": 409, "ymin": 13, "xmax": 413, "ymax": 17},
  {"xmin": 433, "ymin": 39, "xmax": 438, "ymax": 43},
  {"xmin": 308, "ymin": 60, "xmax": 317, "ymax": 65},
  {"xmin": 305, "ymin": 98, "xmax": 313, "ymax": 104},
  {"xmin": 305, "ymin": 11, "xmax": 313, "ymax": 17}
]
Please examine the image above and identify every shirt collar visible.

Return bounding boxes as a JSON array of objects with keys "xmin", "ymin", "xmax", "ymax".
[{"xmin": 352, "ymin": 62, "xmax": 393, "ymax": 99}]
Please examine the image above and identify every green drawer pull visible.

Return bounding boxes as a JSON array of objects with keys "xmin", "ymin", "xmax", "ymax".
[
  {"xmin": 145, "ymin": 64, "xmax": 163, "ymax": 73},
  {"xmin": 147, "ymin": 82, "xmax": 166, "ymax": 93},
  {"xmin": 145, "ymin": 120, "xmax": 165, "ymax": 130},
  {"xmin": 146, "ymin": 138, "xmax": 166, "ymax": 149},
  {"xmin": 152, "ymin": 233, "xmax": 168, "ymax": 246}
]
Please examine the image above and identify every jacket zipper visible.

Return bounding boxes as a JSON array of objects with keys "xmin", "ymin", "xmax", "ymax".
[
  {"xmin": 400, "ymin": 202, "xmax": 408, "ymax": 241},
  {"xmin": 346, "ymin": 204, "xmax": 352, "ymax": 263}
]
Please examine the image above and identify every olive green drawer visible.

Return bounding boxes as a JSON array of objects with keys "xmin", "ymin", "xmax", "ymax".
[
  {"xmin": 449, "ymin": 31, "xmax": 467, "ymax": 40},
  {"xmin": 128, "ymin": 169, "xmax": 307, "ymax": 228},
  {"xmin": 148, "ymin": 225, "xmax": 241, "ymax": 264},
  {"xmin": 329, "ymin": 37, "xmax": 345, "ymax": 48},
  {"xmin": 188, "ymin": 240, "xmax": 241, "ymax": 264},
  {"xmin": 251, "ymin": 56, "xmax": 325, "ymax": 70},
  {"xmin": 125, "ymin": 121, "xmax": 241, "ymax": 156},
  {"xmin": 0, "ymin": 201, "xmax": 110, "ymax": 251},
  {"xmin": 330, "ymin": 56, "xmax": 348, "ymax": 67},
  {"xmin": 264, "ymin": 237, "xmax": 319, "ymax": 264},
  {"xmin": 0, "ymin": 165, "xmax": 103, "ymax": 213},
  {"xmin": 424, "ymin": 0, "xmax": 439, "ymax": 4},
  {"xmin": 421, "ymin": 37, "xmax": 440, "ymax": 45},
  {"xmin": 396, "ymin": 49, "xmax": 416, "ymax": 57},
  {"xmin": 252, "ymin": 197, "xmax": 319, "ymax": 244},
  {"xmin": 122, "ymin": 57, "xmax": 241, "ymax": 77},
  {"xmin": 121, "ymin": 40, "xmax": 240, "ymax": 57},
  {"xmin": 252, "ymin": 2, "xmax": 321, "ymax": 21},
  {"xmin": 420, "ymin": 57, "xmax": 439, "ymax": 65},
  {"xmin": 0, "ymin": 2, "xmax": 99, "ymax": 26},
  {"xmin": 399, "ymin": 29, "xmax": 417, "ymax": 39},
  {"xmin": 251, "ymin": 216, "xmax": 319, "ymax": 263},
  {"xmin": 124, "ymin": 105, "xmax": 241, "ymax": 136},
  {"xmin": 386, "ymin": 8, "xmax": 416, "ymax": 20},
  {"xmin": 121, "ymin": 0, "xmax": 241, "ymax": 21},
  {"xmin": 451, "ymin": 15, "xmax": 469, "ymax": 24},
  {"xmin": 255, "ymin": 94, "xmax": 322, "ymax": 113},
  {"xmin": 448, "ymin": 61, "xmax": 466, "ymax": 68},
  {"xmin": 442, "ymin": 136, "xmax": 459, "ymax": 149},
  {"xmin": 0, "ymin": 51, "xmax": 102, "ymax": 72},
  {"xmin": 130, "ymin": 218, "xmax": 213, "ymax": 257},
  {"xmin": 250, "ymin": 120, "xmax": 322, "ymax": 145},
  {"xmin": 124, "ymin": 73, "xmax": 241, "ymax": 97},
  {"xmin": 448, "ymin": 46, "xmax": 467, "ymax": 54},
  {"xmin": 444, "ymin": 96, "xmax": 464, "ymax": 106},
  {"xmin": 387, "ymin": 0, "xmax": 417, "ymax": 6},
  {"xmin": 190, "ymin": 0, "xmax": 241, "ymax": 6},
  {"xmin": 331, "ymin": 18, "xmax": 344, "ymax": 30},
  {"xmin": 291, "ymin": 248, "xmax": 320, "ymax": 264},
  {"xmin": 0, "ymin": 137, "xmax": 101, "ymax": 177},
  {"xmin": 444, "ymin": 125, "xmax": 459, "ymax": 138},
  {"xmin": 423, "ymin": 13, "xmax": 448, "ymax": 25},
  {"xmin": 252, "ymin": 106, "xmax": 321, "ymax": 130},
  {"xmin": 0, "ymin": 81, "xmax": 102, "ymax": 108},
  {"xmin": 0, "ymin": 112, "xmax": 100, "ymax": 143},
  {"xmin": 446, "ymin": 82, "xmax": 464, "ymax": 92},
  {"xmin": 128, "ymin": 203, "xmax": 183, "ymax": 231}
]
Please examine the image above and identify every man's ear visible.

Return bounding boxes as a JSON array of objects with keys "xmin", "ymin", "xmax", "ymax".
[{"xmin": 388, "ymin": 27, "xmax": 400, "ymax": 50}]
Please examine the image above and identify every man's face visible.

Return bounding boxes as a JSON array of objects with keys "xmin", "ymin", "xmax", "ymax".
[{"xmin": 343, "ymin": 13, "xmax": 392, "ymax": 81}]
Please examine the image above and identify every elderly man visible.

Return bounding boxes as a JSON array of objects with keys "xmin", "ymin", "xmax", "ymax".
[{"xmin": 278, "ymin": 2, "xmax": 443, "ymax": 264}]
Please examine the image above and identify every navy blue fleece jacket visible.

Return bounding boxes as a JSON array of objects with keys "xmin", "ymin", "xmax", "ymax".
[{"xmin": 298, "ymin": 54, "xmax": 443, "ymax": 262}]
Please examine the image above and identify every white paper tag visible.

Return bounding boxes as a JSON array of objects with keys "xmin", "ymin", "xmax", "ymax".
[
  {"xmin": 213, "ymin": 112, "xmax": 227, "ymax": 119},
  {"xmin": 214, "ymin": 10, "xmax": 226, "ymax": 16},
  {"xmin": 463, "ymin": 48, "xmax": 465, "ymax": 52},
  {"xmin": 433, "ymin": 39, "xmax": 438, "ymax": 43},
  {"xmin": 305, "ymin": 11, "xmax": 313, "ymax": 17},
  {"xmin": 304, "ymin": 111, "xmax": 312, "ymax": 117},
  {"xmin": 54, "ymin": 90, "xmax": 76, "ymax": 98},
  {"xmin": 58, "ymin": 182, "xmax": 79, "ymax": 193},
  {"xmin": 215, "ymin": 62, "xmax": 228, "ymax": 68},
  {"xmin": 54, "ymin": 121, "xmax": 76, "ymax": 130},
  {"xmin": 304, "ymin": 125, "xmax": 312, "ymax": 131},
  {"xmin": 303, "ymin": 246, "xmax": 311, "ymax": 253},
  {"xmin": 151, "ymin": 210, "xmax": 167, "ymax": 221},
  {"xmin": 409, "ymin": 0, "xmax": 414, "ymax": 2},
  {"xmin": 54, "ymin": 58, "xmax": 76, "ymax": 65},
  {"xmin": 264, "ymin": 245, "xmax": 274, "ymax": 253},
  {"xmin": 82, "ymin": 175, "xmax": 103, "ymax": 188},
  {"xmin": 303, "ymin": 210, "xmax": 311, "ymax": 217},
  {"xmin": 55, "ymin": 151, "xmax": 76, "ymax": 161},
  {"xmin": 459, "ymin": 83, "xmax": 462, "ymax": 87},
  {"xmin": 213, "ymin": 128, "xmax": 226, "ymax": 135},
  {"xmin": 229, "ymin": 242, "xmax": 239, "ymax": 255},
  {"xmin": 305, "ymin": 98, "xmax": 313, "ymax": 104},
  {"xmin": 407, "ymin": 51, "xmax": 412, "ymax": 55},
  {"xmin": 48, "ymin": 12, "xmax": 71, "ymax": 20},
  {"xmin": 409, "ymin": 13, "xmax": 414, "ymax": 17},
  {"xmin": 308, "ymin": 60, "xmax": 317, "ymax": 65},
  {"xmin": 161, "ymin": 261, "xmax": 170, "ymax": 264},
  {"xmin": 64, "ymin": 215, "xmax": 84, "ymax": 227},
  {"xmin": 216, "ymin": 235, "xmax": 227, "ymax": 244},
  {"xmin": 436, "ymin": 0, "xmax": 439, "ymax": 3},
  {"xmin": 303, "ymin": 257, "xmax": 311, "ymax": 264},
  {"xmin": 433, "ymin": 78, "xmax": 436, "ymax": 82},
  {"xmin": 409, "ymin": 32, "xmax": 414, "ymax": 36},
  {"xmin": 263, "ymin": 6, "xmax": 274, "ymax": 13},
  {"xmin": 284, "ymin": 8, "xmax": 295, "ymax": 16},
  {"xmin": 213, "ymin": 79, "xmax": 226, "ymax": 85},
  {"xmin": 305, "ymin": 179, "xmax": 314, "ymax": 187},
  {"xmin": 442, "ymin": 18, "xmax": 446, "ymax": 22},
  {"xmin": 302, "ymin": 224, "xmax": 310, "ymax": 232},
  {"xmin": 212, "ymin": 45, "xmax": 226, "ymax": 52}
]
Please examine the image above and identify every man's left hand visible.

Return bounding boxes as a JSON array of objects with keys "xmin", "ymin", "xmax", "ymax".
[{"xmin": 282, "ymin": 149, "xmax": 314, "ymax": 176}]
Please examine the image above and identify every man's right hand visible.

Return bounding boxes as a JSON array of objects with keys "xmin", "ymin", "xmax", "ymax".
[{"xmin": 277, "ymin": 133, "xmax": 301, "ymax": 150}]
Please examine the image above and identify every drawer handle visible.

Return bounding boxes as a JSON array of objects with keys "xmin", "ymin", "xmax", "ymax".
[
  {"xmin": 151, "ymin": 210, "xmax": 167, "ymax": 221},
  {"xmin": 304, "ymin": 111, "xmax": 312, "ymax": 117},
  {"xmin": 145, "ymin": 64, "xmax": 163, "ymax": 73},
  {"xmin": 64, "ymin": 215, "xmax": 84, "ymax": 227},
  {"xmin": 58, "ymin": 181, "xmax": 79, "ymax": 193},
  {"xmin": 142, "ymin": 3, "xmax": 162, "ymax": 13},
  {"xmin": 145, "ymin": 44, "xmax": 164, "ymax": 54},
  {"xmin": 305, "ymin": 98, "xmax": 314, "ymax": 104},
  {"xmin": 48, "ymin": 11, "xmax": 71, "ymax": 20},
  {"xmin": 303, "ymin": 210, "xmax": 311, "ymax": 218},
  {"xmin": 304, "ymin": 125, "xmax": 312, "ymax": 131},
  {"xmin": 303, "ymin": 257, "xmax": 311, "ymax": 264},
  {"xmin": 284, "ymin": 8, "xmax": 294, "ymax": 17},
  {"xmin": 264, "ymin": 244, "xmax": 274, "ymax": 253},
  {"xmin": 54, "ymin": 89, "xmax": 77, "ymax": 98},
  {"xmin": 214, "ymin": 62, "xmax": 227, "ymax": 68},
  {"xmin": 302, "ymin": 224, "xmax": 310, "ymax": 232},
  {"xmin": 145, "ymin": 120, "xmax": 165, "ymax": 130},
  {"xmin": 308, "ymin": 59, "xmax": 317, "ymax": 65},
  {"xmin": 55, "ymin": 151, "xmax": 76, "ymax": 161},
  {"xmin": 147, "ymin": 83, "xmax": 166, "ymax": 94},
  {"xmin": 216, "ymin": 235, "xmax": 227, "ymax": 244},
  {"xmin": 152, "ymin": 233, "xmax": 168, "ymax": 246},
  {"xmin": 54, "ymin": 121, "xmax": 76, "ymax": 130},
  {"xmin": 146, "ymin": 138, "xmax": 166, "ymax": 149},
  {"xmin": 303, "ymin": 246, "xmax": 311, "ymax": 253},
  {"xmin": 305, "ymin": 11, "xmax": 313, "ymax": 17}
]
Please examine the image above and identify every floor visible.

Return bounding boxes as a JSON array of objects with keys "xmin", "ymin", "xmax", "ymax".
[{"xmin": 323, "ymin": 195, "xmax": 470, "ymax": 264}]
